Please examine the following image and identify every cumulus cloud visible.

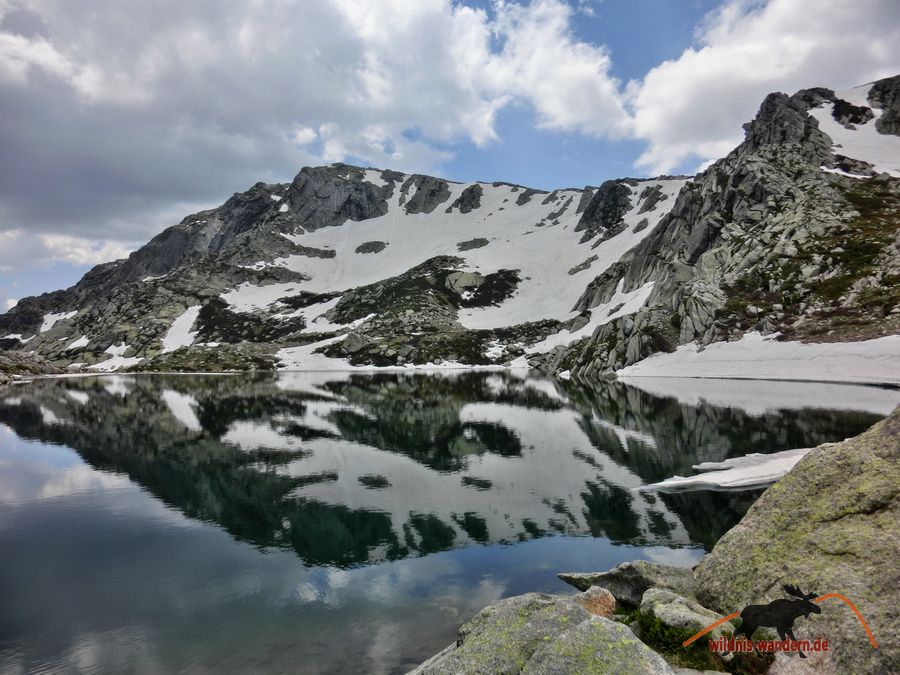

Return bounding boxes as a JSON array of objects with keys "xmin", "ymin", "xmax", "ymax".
[
  {"xmin": 0, "ymin": 0, "xmax": 628, "ymax": 270},
  {"xmin": 628, "ymin": 0, "xmax": 900, "ymax": 173},
  {"xmin": 0, "ymin": 0, "xmax": 898, "ymax": 277},
  {"xmin": 0, "ymin": 228, "xmax": 137, "ymax": 271}
]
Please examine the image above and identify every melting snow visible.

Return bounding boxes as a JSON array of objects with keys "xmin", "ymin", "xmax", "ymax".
[
  {"xmin": 2, "ymin": 333, "xmax": 34, "ymax": 343},
  {"xmin": 66, "ymin": 336, "xmax": 89, "ymax": 351},
  {"xmin": 88, "ymin": 343, "xmax": 144, "ymax": 372},
  {"xmin": 641, "ymin": 448, "xmax": 812, "ymax": 491},
  {"xmin": 224, "ymin": 177, "xmax": 687, "ymax": 335},
  {"xmin": 40, "ymin": 311, "xmax": 76, "ymax": 333},
  {"xmin": 161, "ymin": 306, "xmax": 201, "ymax": 353},
  {"xmin": 618, "ymin": 332, "xmax": 900, "ymax": 386},
  {"xmin": 810, "ymin": 84, "xmax": 900, "ymax": 177}
]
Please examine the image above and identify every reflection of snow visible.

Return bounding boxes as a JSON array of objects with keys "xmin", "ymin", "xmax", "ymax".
[
  {"xmin": 272, "ymin": 401, "xmax": 690, "ymax": 549},
  {"xmin": 40, "ymin": 405, "xmax": 66, "ymax": 425},
  {"xmin": 161, "ymin": 390, "xmax": 201, "ymax": 431},
  {"xmin": 66, "ymin": 390, "xmax": 90, "ymax": 405},
  {"xmin": 617, "ymin": 375, "xmax": 900, "ymax": 417},
  {"xmin": 102, "ymin": 375, "xmax": 135, "ymax": 397}
]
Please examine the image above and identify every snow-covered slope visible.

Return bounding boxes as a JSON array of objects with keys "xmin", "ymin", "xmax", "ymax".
[{"xmin": 1, "ymin": 75, "xmax": 899, "ymax": 383}]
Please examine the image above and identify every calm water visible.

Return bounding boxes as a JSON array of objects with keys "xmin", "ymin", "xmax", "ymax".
[{"xmin": 0, "ymin": 372, "xmax": 894, "ymax": 674}]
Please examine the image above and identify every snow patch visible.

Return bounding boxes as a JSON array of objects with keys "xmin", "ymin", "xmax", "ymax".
[
  {"xmin": 66, "ymin": 335, "xmax": 89, "ymax": 351},
  {"xmin": 40, "ymin": 311, "xmax": 76, "ymax": 333},
  {"xmin": 618, "ymin": 332, "xmax": 900, "ymax": 386},
  {"xmin": 641, "ymin": 448, "xmax": 812, "ymax": 491},
  {"xmin": 2, "ymin": 333, "xmax": 34, "ymax": 344},
  {"xmin": 161, "ymin": 306, "xmax": 201, "ymax": 353},
  {"xmin": 87, "ymin": 343, "xmax": 144, "ymax": 372},
  {"xmin": 810, "ymin": 84, "xmax": 900, "ymax": 177}
]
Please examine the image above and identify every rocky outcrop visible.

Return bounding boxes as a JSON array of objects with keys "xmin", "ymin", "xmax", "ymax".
[
  {"xmin": 868, "ymin": 74, "xmax": 900, "ymax": 135},
  {"xmin": 559, "ymin": 560, "xmax": 696, "ymax": 606},
  {"xmin": 545, "ymin": 76, "xmax": 900, "ymax": 378},
  {"xmin": 287, "ymin": 164, "xmax": 392, "ymax": 231},
  {"xmin": 446, "ymin": 183, "xmax": 483, "ymax": 214},
  {"xmin": 401, "ymin": 174, "xmax": 452, "ymax": 214},
  {"xmin": 409, "ymin": 592, "xmax": 674, "ymax": 675},
  {"xmin": 694, "ymin": 406, "xmax": 900, "ymax": 674},
  {"xmin": 0, "ymin": 351, "xmax": 64, "ymax": 379},
  {"xmin": 574, "ymin": 180, "xmax": 633, "ymax": 243}
]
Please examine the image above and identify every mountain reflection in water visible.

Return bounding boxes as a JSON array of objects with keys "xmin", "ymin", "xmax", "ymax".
[{"xmin": 0, "ymin": 371, "xmax": 892, "ymax": 674}]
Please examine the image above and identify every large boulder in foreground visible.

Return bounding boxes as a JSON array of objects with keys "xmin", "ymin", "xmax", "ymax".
[
  {"xmin": 559, "ymin": 560, "xmax": 696, "ymax": 606},
  {"xmin": 694, "ymin": 407, "xmax": 900, "ymax": 674},
  {"xmin": 410, "ymin": 592, "xmax": 673, "ymax": 674}
]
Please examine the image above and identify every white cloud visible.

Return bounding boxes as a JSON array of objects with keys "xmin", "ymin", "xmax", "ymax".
[
  {"xmin": 39, "ymin": 234, "xmax": 134, "ymax": 265},
  {"xmin": 0, "ymin": 0, "xmax": 898, "ymax": 288},
  {"xmin": 628, "ymin": 0, "xmax": 900, "ymax": 174},
  {"xmin": 290, "ymin": 126, "xmax": 317, "ymax": 146},
  {"xmin": 485, "ymin": 0, "xmax": 629, "ymax": 138},
  {"xmin": 0, "ymin": 228, "xmax": 136, "ymax": 271},
  {"xmin": 0, "ymin": 1, "xmax": 629, "ymax": 242},
  {"xmin": 4, "ymin": 298, "xmax": 15, "ymax": 310}
]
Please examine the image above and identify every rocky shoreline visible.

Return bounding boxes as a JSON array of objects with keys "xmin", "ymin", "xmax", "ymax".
[{"xmin": 410, "ymin": 407, "xmax": 899, "ymax": 674}]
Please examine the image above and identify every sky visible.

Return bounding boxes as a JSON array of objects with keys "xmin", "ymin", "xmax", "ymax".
[{"xmin": 1, "ymin": 0, "xmax": 898, "ymax": 311}]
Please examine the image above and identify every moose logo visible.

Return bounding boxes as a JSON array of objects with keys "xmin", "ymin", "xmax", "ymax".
[
  {"xmin": 683, "ymin": 583, "xmax": 879, "ymax": 658},
  {"xmin": 732, "ymin": 585, "xmax": 821, "ymax": 658}
]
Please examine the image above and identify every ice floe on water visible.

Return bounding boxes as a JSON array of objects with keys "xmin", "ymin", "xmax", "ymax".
[{"xmin": 640, "ymin": 447, "xmax": 813, "ymax": 492}]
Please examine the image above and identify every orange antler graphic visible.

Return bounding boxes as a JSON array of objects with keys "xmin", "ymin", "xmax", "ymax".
[
  {"xmin": 682, "ymin": 611, "xmax": 739, "ymax": 647},
  {"xmin": 814, "ymin": 593, "xmax": 878, "ymax": 649}
]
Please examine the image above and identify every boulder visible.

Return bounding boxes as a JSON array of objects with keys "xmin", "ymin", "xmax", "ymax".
[
  {"xmin": 640, "ymin": 588, "xmax": 732, "ymax": 641},
  {"xmin": 559, "ymin": 560, "xmax": 696, "ymax": 606},
  {"xmin": 521, "ymin": 617, "xmax": 674, "ymax": 675},
  {"xmin": 445, "ymin": 271, "xmax": 484, "ymax": 295},
  {"xmin": 410, "ymin": 592, "xmax": 674, "ymax": 674},
  {"xmin": 694, "ymin": 407, "xmax": 900, "ymax": 674},
  {"xmin": 574, "ymin": 586, "xmax": 615, "ymax": 618}
]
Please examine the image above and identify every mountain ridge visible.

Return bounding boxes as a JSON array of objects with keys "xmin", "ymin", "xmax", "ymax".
[{"xmin": 2, "ymin": 75, "xmax": 899, "ymax": 381}]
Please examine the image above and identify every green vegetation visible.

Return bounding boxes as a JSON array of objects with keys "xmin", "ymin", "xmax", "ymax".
[{"xmin": 613, "ymin": 607, "xmax": 773, "ymax": 674}]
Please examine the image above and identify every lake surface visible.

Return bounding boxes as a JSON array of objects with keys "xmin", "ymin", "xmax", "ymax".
[{"xmin": 0, "ymin": 371, "xmax": 895, "ymax": 674}]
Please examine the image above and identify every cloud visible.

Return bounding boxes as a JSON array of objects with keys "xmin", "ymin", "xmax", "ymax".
[
  {"xmin": 0, "ymin": 0, "xmax": 628, "ymax": 258},
  {"xmin": 0, "ymin": 0, "xmax": 898, "ymax": 286},
  {"xmin": 0, "ymin": 228, "xmax": 136, "ymax": 272},
  {"xmin": 628, "ymin": 0, "xmax": 900, "ymax": 174}
]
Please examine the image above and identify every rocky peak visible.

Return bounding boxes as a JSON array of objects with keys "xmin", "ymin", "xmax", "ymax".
[{"xmin": 285, "ymin": 164, "xmax": 392, "ymax": 230}]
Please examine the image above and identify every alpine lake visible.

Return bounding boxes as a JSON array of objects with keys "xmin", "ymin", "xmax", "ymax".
[{"xmin": 0, "ymin": 371, "xmax": 895, "ymax": 674}]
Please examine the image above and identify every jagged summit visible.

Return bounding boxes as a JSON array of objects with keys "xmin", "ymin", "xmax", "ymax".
[{"xmin": 2, "ymin": 75, "xmax": 899, "ymax": 381}]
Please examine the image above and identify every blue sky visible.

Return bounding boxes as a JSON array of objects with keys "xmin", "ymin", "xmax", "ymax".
[{"xmin": 0, "ymin": 0, "xmax": 898, "ymax": 310}]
